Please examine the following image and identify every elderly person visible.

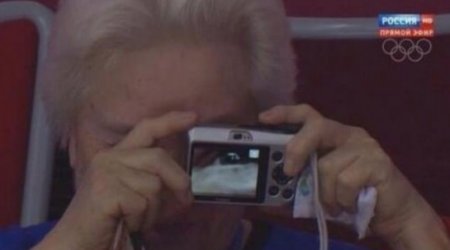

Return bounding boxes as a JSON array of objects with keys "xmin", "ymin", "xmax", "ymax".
[{"xmin": 1, "ymin": 0, "xmax": 448, "ymax": 249}]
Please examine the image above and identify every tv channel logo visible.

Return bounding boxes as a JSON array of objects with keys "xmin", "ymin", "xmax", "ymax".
[
  {"xmin": 378, "ymin": 14, "xmax": 434, "ymax": 38},
  {"xmin": 381, "ymin": 38, "xmax": 432, "ymax": 63}
]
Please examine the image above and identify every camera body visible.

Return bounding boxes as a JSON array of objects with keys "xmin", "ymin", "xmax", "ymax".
[{"xmin": 187, "ymin": 125, "xmax": 309, "ymax": 206}]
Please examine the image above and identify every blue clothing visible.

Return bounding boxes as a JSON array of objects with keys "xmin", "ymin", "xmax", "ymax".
[
  {"xmin": 0, "ymin": 222, "xmax": 55, "ymax": 250},
  {"xmin": 261, "ymin": 225, "xmax": 367, "ymax": 250},
  {"xmin": 0, "ymin": 222, "xmax": 367, "ymax": 250}
]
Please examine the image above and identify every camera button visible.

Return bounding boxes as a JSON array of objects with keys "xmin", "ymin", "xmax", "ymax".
[
  {"xmin": 271, "ymin": 151, "xmax": 283, "ymax": 162},
  {"xmin": 268, "ymin": 186, "xmax": 280, "ymax": 196},
  {"xmin": 282, "ymin": 188, "xmax": 294, "ymax": 200},
  {"xmin": 272, "ymin": 165, "xmax": 292, "ymax": 185}
]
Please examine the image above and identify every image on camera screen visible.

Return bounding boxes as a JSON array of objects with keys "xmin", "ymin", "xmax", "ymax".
[{"xmin": 191, "ymin": 144, "xmax": 263, "ymax": 198}]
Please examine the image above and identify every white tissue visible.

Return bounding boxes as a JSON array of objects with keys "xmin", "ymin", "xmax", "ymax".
[{"xmin": 293, "ymin": 165, "xmax": 377, "ymax": 239}]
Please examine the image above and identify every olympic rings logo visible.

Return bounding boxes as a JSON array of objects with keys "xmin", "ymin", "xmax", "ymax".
[{"xmin": 382, "ymin": 38, "xmax": 433, "ymax": 63}]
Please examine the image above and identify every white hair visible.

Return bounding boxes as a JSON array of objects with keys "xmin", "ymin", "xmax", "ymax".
[{"xmin": 41, "ymin": 0, "xmax": 297, "ymax": 141}]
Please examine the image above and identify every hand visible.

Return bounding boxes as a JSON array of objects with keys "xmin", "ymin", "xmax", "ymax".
[
  {"xmin": 259, "ymin": 104, "xmax": 449, "ymax": 249},
  {"xmin": 34, "ymin": 111, "xmax": 197, "ymax": 250}
]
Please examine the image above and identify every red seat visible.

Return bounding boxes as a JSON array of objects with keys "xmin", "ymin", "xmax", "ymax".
[
  {"xmin": 0, "ymin": 19, "xmax": 37, "ymax": 227},
  {"xmin": 0, "ymin": 0, "xmax": 56, "ymax": 226}
]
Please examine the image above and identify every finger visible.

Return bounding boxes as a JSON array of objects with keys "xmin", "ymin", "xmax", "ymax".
[
  {"xmin": 283, "ymin": 119, "xmax": 323, "ymax": 176},
  {"xmin": 317, "ymin": 144, "xmax": 362, "ymax": 216},
  {"xmin": 259, "ymin": 104, "xmax": 321, "ymax": 124},
  {"xmin": 116, "ymin": 111, "xmax": 197, "ymax": 149},
  {"xmin": 116, "ymin": 167, "xmax": 163, "ymax": 201},
  {"xmin": 116, "ymin": 169, "xmax": 163, "ymax": 234},
  {"xmin": 283, "ymin": 117, "xmax": 350, "ymax": 176},
  {"xmin": 335, "ymin": 158, "xmax": 373, "ymax": 214},
  {"xmin": 113, "ymin": 183, "xmax": 149, "ymax": 233},
  {"xmin": 88, "ymin": 161, "xmax": 163, "ymax": 234},
  {"xmin": 259, "ymin": 105, "xmax": 352, "ymax": 149},
  {"xmin": 141, "ymin": 194, "xmax": 161, "ymax": 233},
  {"xmin": 115, "ymin": 148, "xmax": 192, "ymax": 203}
]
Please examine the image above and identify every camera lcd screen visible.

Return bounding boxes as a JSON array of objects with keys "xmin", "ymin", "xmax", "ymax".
[{"xmin": 189, "ymin": 143, "xmax": 269, "ymax": 203}]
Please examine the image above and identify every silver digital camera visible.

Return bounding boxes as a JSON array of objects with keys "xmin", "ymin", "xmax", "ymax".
[{"xmin": 187, "ymin": 125, "xmax": 310, "ymax": 206}]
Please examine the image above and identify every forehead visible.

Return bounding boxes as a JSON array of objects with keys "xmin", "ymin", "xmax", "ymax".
[{"xmin": 84, "ymin": 43, "xmax": 257, "ymax": 131}]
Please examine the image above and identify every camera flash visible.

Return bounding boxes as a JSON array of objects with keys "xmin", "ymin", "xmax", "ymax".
[{"xmin": 249, "ymin": 149, "xmax": 260, "ymax": 159}]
